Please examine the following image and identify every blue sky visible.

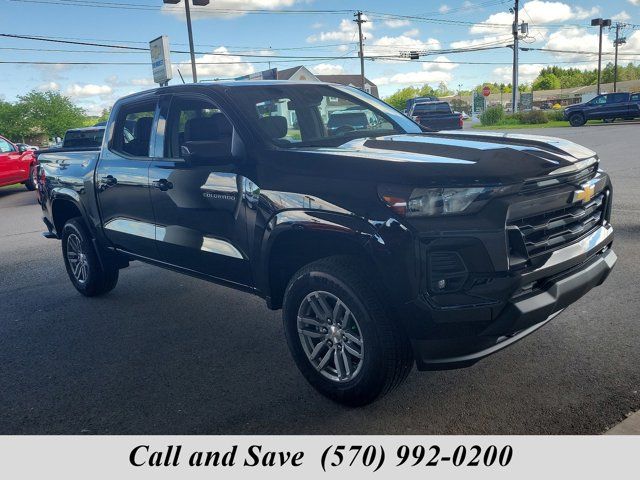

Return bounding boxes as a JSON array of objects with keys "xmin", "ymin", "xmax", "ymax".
[{"xmin": 1, "ymin": 0, "xmax": 639, "ymax": 115}]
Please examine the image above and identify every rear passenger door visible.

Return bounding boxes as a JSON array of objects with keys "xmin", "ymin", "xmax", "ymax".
[
  {"xmin": 96, "ymin": 97, "xmax": 158, "ymax": 256},
  {"xmin": 148, "ymin": 93, "xmax": 253, "ymax": 286}
]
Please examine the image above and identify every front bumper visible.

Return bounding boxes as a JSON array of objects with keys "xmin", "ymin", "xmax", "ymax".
[{"xmin": 410, "ymin": 226, "xmax": 616, "ymax": 370}]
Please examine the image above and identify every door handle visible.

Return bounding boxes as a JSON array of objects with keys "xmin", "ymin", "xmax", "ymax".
[{"xmin": 152, "ymin": 178, "xmax": 173, "ymax": 191}]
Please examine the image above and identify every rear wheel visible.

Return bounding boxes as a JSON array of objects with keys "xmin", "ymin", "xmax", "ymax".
[
  {"xmin": 62, "ymin": 218, "xmax": 118, "ymax": 296},
  {"xmin": 569, "ymin": 112, "xmax": 586, "ymax": 127},
  {"xmin": 24, "ymin": 165, "xmax": 37, "ymax": 191},
  {"xmin": 283, "ymin": 256, "xmax": 413, "ymax": 406}
]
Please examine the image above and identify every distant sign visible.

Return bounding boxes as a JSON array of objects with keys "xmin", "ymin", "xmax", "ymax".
[
  {"xmin": 482, "ymin": 86, "xmax": 491, "ymax": 97},
  {"xmin": 473, "ymin": 91, "xmax": 485, "ymax": 113},
  {"xmin": 150, "ymin": 35, "xmax": 172, "ymax": 85},
  {"xmin": 520, "ymin": 92, "xmax": 533, "ymax": 111}
]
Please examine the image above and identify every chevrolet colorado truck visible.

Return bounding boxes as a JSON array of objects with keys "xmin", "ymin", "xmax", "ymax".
[{"xmin": 37, "ymin": 82, "xmax": 616, "ymax": 405}]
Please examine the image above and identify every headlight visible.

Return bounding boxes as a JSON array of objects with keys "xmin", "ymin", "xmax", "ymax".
[{"xmin": 379, "ymin": 185, "xmax": 498, "ymax": 217}]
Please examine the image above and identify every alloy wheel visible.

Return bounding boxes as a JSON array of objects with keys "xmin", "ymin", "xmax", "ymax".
[
  {"xmin": 66, "ymin": 233, "xmax": 89, "ymax": 284},
  {"xmin": 297, "ymin": 291, "xmax": 364, "ymax": 382}
]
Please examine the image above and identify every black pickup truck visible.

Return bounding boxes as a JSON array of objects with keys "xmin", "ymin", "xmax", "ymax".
[
  {"xmin": 37, "ymin": 81, "xmax": 616, "ymax": 405},
  {"xmin": 564, "ymin": 92, "xmax": 640, "ymax": 126},
  {"xmin": 409, "ymin": 101, "xmax": 463, "ymax": 130}
]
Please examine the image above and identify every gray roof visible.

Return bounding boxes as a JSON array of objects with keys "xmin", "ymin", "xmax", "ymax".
[{"xmin": 315, "ymin": 74, "xmax": 379, "ymax": 97}]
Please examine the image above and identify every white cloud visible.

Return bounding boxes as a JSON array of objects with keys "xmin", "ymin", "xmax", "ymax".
[
  {"xmin": 492, "ymin": 64, "xmax": 544, "ymax": 84},
  {"xmin": 373, "ymin": 56, "xmax": 458, "ymax": 86},
  {"xmin": 613, "ymin": 11, "xmax": 631, "ymax": 22},
  {"xmin": 310, "ymin": 63, "xmax": 345, "ymax": 75},
  {"xmin": 311, "ymin": 22, "xmax": 323, "ymax": 29},
  {"xmin": 368, "ymin": 35, "xmax": 441, "ymax": 61},
  {"xmin": 438, "ymin": 4, "xmax": 450, "ymax": 14},
  {"xmin": 162, "ymin": 0, "xmax": 299, "ymax": 19},
  {"xmin": 383, "ymin": 19, "xmax": 411, "ymax": 28},
  {"xmin": 543, "ymin": 27, "xmax": 610, "ymax": 62},
  {"xmin": 178, "ymin": 46, "xmax": 255, "ymax": 79},
  {"xmin": 307, "ymin": 15, "xmax": 373, "ymax": 42},
  {"xmin": 38, "ymin": 82, "xmax": 60, "ymax": 92},
  {"xmin": 450, "ymin": 34, "xmax": 513, "ymax": 49},
  {"xmin": 403, "ymin": 28, "xmax": 420, "ymax": 38},
  {"xmin": 66, "ymin": 84, "xmax": 112, "ymax": 98},
  {"xmin": 629, "ymin": 0, "xmax": 640, "ymax": 6},
  {"xmin": 470, "ymin": 1, "xmax": 600, "ymax": 35},
  {"xmin": 130, "ymin": 78, "xmax": 156, "ymax": 87}
]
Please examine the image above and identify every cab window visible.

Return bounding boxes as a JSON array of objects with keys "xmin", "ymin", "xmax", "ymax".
[
  {"xmin": 164, "ymin": 96, "xmax": 234, "ymax": 159},
  {"xmin": 589, "ymin": 96, "xmax": 607, "ymax": 105},
  {"xmin": 111, "ymin": 101, "xmax": 156, "ymax": 158}
]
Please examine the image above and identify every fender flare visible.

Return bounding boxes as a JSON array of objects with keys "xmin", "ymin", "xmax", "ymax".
[{"xmin": 256, "ymin": 209, "xmax": 389, "ymax": 305}]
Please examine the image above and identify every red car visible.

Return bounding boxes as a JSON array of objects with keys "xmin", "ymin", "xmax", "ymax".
[{"xmin": 0, "ymin": 134, "xmax": 38, "ymax": 190}]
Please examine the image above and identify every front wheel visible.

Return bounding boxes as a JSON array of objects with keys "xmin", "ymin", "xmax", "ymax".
[
  {"xmin": 283, "ymin": 256, "xmax": 413, "ymax": 406},
  {"xmin": 62, "ymin": 218, "xmax": 119, "ymax": 296},
  {"xmin": 569, "ymin": 112, "xmax": 586, "ymax": 127}
]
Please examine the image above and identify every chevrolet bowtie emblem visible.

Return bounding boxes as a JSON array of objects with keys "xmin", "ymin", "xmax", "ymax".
[{"xmin": 573, "ymin": 183, "xmax": 596, "ymax": 203}]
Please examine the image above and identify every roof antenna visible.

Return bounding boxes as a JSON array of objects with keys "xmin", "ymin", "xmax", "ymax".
[{"xmin": 177, "ymin": 68, "xmax": 186, "ymax": 84}]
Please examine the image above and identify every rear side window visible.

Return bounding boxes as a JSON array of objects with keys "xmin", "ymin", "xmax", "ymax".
[
  {"xmin": 412, "ymin": 103, "xmax": 450, "ymax": 114},
  {"xmin": 607, "ymin": 93, "xmax": 627, "ymax": 104},
  {"xmin": 631, "ymin": 93, "xmax": 640, "ymax": 102},
  {"xmin": 111, "ymin": 101, "xmax": 156, "ymax": 158},
  {"xmin": 164, "ymin": 96, "xmax": 233, "ymax": 158},
  {"xmin": 63, "ymin": 129, "xmax": 104, "ymax": 148}
]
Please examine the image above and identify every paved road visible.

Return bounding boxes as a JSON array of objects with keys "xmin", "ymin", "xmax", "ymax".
[{"xmin": 1, "ymin": 123, "xmax": 639, "ymax": 435}]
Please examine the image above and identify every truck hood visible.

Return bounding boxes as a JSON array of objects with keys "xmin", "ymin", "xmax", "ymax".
[{"xmin": 297, "ymin": 131, "xmax": 597, "ymax": 185}]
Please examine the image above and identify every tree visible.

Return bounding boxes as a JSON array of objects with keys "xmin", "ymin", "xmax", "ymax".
[
  {"xmin": 533, "ymin": 73, "xmax": 561, "ymax": 91},
  {"xmin": 384, "ymin": 86, "xmax": 420, "ymax": 111},
  {"xmin": 18, "ymin": 90, "xmax": 86, "ymax": 139},
  {"xmin": 0, "ymin": 101, "xmax": 31, "ymax": 142}
]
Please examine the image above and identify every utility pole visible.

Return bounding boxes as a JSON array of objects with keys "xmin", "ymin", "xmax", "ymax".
[
  {"xmin": 612, "ymin": 22, "xmax": 627, "ymax": 93},
  {"xmin": 511, "ymin": 0, "xmax": 519, "ymax": 113},
  {"xmin": 354, "ymin": 11, "xmax": 366, "ymax": 92},
  {"xmin": 163, "ymin": 0, "xmax": 210, "ymax": 83},
  {"xmin": 591, "ymin": 17, "xmax": 612, "ymax": 95}
]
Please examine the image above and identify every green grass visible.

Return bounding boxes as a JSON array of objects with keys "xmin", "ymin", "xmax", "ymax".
[
  {"xmin": 472, "ymin": 120, "xmax": 569, "ymax": 130},
  {"xmin": 472, "ymin": 120, "xmax": 606, "ymax": 130},
  {"xmin": 0, "ymin": 184, "xmax": 23, "ymax": 191}
]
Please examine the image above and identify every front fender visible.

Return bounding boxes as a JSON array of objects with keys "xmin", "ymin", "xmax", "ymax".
[{"xmin": 256, "ymin": 209, "xmax": 415, "ymax": 308}]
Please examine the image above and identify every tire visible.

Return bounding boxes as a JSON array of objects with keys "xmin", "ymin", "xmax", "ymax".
[
  {"xmin": 283, "ymin": 256, "xmax": 413, "ymax": 406},
  {"xmin": 24, "ymin": 165, "xmax": 37, "ymax": 191},
  {"xmin": 569, "ymin": 112, "xmax": 586, "ymax": 127},
  {"xmin": 61, "ymin": 218, "xmax": 119, "ymax": 297}
]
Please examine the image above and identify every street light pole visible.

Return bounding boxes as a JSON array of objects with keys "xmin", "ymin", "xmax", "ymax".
[
  {"xmin": 184, "ymin": 0, "xmax": 198, "ymax": 83},
  {"xmin": 591, "ymin": 17, "xmax": 611, "ymax": 95},
  {"xmin": 163, "ymin": 0, "xmax": 210, "ymax": 83},
  {"xmin": 510, "ymin": 0, "xmax": 520, "ymax": 113}
]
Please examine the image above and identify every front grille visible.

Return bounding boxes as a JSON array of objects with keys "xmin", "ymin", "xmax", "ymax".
[{"xmin": 508, "ymin": 192, "xmax": 606, "ymax": 257}]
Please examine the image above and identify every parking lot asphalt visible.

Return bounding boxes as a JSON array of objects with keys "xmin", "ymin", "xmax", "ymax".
[{"xmin": 1, "ymin": 123, "xmax": 639, "ymax": 435}]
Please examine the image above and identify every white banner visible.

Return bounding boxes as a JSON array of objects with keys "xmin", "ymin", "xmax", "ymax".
[{"xmin": 1, "ymin": 435, "xmax": 638, "ymax": 479}]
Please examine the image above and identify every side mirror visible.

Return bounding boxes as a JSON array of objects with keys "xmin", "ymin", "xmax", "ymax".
[{"xmin": 181, "ymin": 142, "xmax": 234, "ymax": 165}]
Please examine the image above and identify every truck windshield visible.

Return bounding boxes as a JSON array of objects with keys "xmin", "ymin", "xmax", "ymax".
[
  {"xmin": 227, "ymin": 84, "xmax": 421, "ymax": 148},
  {"xmin": 63, "ymin": 129, "xmax": 105, "ymax": 148},
  {"xmin": 412, "ymin": 103, "xmax": 451, "ymax": 114}
]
